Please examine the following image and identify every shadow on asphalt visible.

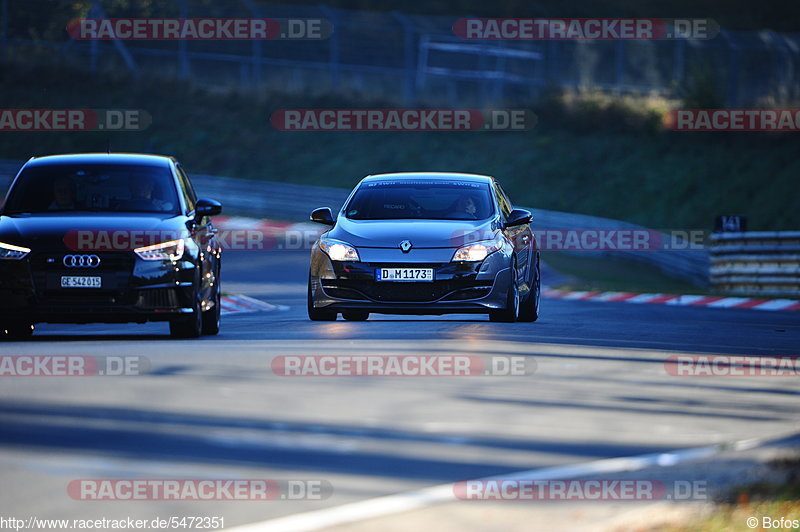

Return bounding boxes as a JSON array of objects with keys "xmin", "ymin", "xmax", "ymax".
[{"xmin": 0, "ymin": 401, "xmax": 679, "ymax": 482}]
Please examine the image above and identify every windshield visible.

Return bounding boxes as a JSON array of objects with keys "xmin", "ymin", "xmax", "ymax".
[
  {"xmin": 3, "ymin": 163, "xmax": 180, "ymax": 214},
  {"xmin": 344, "ymin": 180, "xmax": 494, "ymax": 221}
]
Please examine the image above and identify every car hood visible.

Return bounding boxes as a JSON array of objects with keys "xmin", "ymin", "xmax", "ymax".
[
  {"xmin": 0, "ymin": 212, "xmax": 186, "ymax": 250},
  {"xmin": 327, "ymin": 217, "xmax": 498, "ymax": 249}
]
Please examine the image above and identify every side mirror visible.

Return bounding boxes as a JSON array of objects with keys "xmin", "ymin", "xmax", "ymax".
[
  {"xmin": 504, "ymin": 208, "xmax": 532, "ymax": 228},
  {"xmin": 310, "ymin": 207, "xmax": 335, "ymax": 226},
  {"xmin": 195, "ymin": 198, "xmax": 222, "ymax": 219}
]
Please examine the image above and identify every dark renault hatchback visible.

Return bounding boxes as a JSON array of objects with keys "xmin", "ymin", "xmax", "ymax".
[{"xmin": 0, "ymin": 153, "xmax": 223, "ymax": 339}]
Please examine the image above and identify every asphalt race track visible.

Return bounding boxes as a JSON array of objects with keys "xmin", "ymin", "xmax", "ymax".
[{"xmin": 1, "ymin": 249, "xmax": 798, "ymax": 528}]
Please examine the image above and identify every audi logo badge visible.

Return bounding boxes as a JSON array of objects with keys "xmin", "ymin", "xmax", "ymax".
[
  {"xmin": 63, "ymin": 255, "xmax": 101, "ymax": 268},
  {"xmin": 399, "ymin": 240, "xmax": 412, "ymax": 253}
]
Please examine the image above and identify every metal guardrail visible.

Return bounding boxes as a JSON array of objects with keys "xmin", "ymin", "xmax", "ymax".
[
  {"xmin": 710, "ymin": 231, "xmax": 800, "ymax": 297},
  {"xmin": 0, "ymin": 159, "xmax": 709, "ymax": 286}
]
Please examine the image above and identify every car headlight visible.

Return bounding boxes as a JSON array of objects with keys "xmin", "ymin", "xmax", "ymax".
[
  {"xmin": 451, "ymin": 234, "xmax": 506, "ymax": 262},
  {"xmin": 0, "ymin": 241, "xmax": 31, "ymax": 260},
  {"xmin": 134, "ymin": 239, "xmax": 185, "ymax": 261},
  {"xmin": 319, "ymin": 238, "xmax": 360, "ymax": 261}
]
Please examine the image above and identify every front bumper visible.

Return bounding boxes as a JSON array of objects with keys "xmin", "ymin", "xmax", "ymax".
[
  {"xmin": 310, "ymin": 248, "xmax": 513, "ymax": 315},
  {"xmin": 0, "ymin": 252, "xmax": 198, "ymax": 324}
]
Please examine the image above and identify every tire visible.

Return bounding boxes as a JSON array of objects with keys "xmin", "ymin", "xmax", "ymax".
[
  {"xmin": 489, "ymin": 265, "xmax": 519, "ymax": 323},
  {"xmin": 342, "ymin": 310, "xmax": 369, "ymax": 321},
  {"xmin": 170, "ymin": 289, "xmax": 203, "ymax": 338},
  {"xmin": 518, "ymin": 256, "xmax": 540, "ymax": 323},
  {"xmin": 308, "ymin": 278, "xmax": 337, "ymax": 321},
  {"xmin": 2, "ymin": 322, "xmax": 35, "ymax": 340},
  {"xmin": 202, "ymin": 283, "xmax": 221, "ymax": 336}
]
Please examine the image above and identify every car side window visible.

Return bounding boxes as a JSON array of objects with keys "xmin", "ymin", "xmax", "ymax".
[
  {"xmin": 175, "ymin": 165, "xmax": 197, "ymax": 214},
  {"xmin": 493, "ymin": 182, "xmax": 512, "ymax": 220}
]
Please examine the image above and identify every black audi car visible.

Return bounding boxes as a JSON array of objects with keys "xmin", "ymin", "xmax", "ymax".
[
  {"xmin": 0, "ymin": 153, "xmax": 223, "ymax": 339},
  {"xmin": 308, "ymin": 172, "xmax": 540, "ymax": 322}
]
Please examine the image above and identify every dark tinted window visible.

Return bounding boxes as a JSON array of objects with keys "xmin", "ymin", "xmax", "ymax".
[
  {"xmin": 345, "ymin": 180, "xmax": 494, "ymax": 221},
  {"xmin": 176, "ymin": 165, "xmax": 197, "ymax": 213},
  {"xmin": 3, "ymin": 164, "xmax": 180, "ymax": 214},
  {"xmin": 493, "ymin": 182, "xmax": 513, "ymax": 219}
]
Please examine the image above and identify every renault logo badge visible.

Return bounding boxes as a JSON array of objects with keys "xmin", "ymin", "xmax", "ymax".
[{"xmin": 399, "ymin": 240, "xmax": 412, "ymax": 253}]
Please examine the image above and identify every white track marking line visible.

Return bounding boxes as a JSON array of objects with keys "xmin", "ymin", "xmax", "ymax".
[{"xmin": 226, "ymin": 438, "xmax": 761, "ymax": 532}]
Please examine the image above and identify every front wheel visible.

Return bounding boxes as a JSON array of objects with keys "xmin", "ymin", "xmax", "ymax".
[
  {"xmin": 518, "ymin": 257, "xmax": 540, "ymax": 323},
  {"xmin": 489, "ymin": 266, "xmax": 519, "ymax": 323},
  {"xmin": 170, "ymin": 290, "xmax": 203, "ymax": 338},
  {"xmin": 308, "ymin": 279, "xmax": 337, "ymax": 321},
  {"xmin": 202, "ymin": 285, "xmax": 221, "ymax": 336}
]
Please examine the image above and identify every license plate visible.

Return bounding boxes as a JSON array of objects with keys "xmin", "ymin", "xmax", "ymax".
[
  {"xmin": 61, "ymin": 276, "xmax": 102, "ymax": 288},
  {"xmin": 376, "ymin": 268, "xmax": 434, "ymax": 282}
]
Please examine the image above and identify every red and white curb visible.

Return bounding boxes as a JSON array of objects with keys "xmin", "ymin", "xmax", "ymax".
[
  {"xmin": 220, "ymin": 294, "xmax": 282, "ymax": 315},
  {"xmin": 214, "ymin": 216, "xmax": 322, "ymax": 239},
  {"xmin": 543, "ymin": 287, "xmax": 800, "ymax": 312}
]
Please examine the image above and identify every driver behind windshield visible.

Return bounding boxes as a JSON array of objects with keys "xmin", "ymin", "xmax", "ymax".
[
  {"xmin": 48, "ymin": 177, "xmax": 77, "ymax": 210},
  {"xmin": 124, "ymin": 174, "xmax": 171, "ymax": 212},
  {"xmin": 447, "ymin": 193, "xmax": 479, "ymax": 219}
]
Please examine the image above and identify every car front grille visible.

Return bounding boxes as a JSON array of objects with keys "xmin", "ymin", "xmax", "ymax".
[{"xmin": 136, "ymin": 288, "xmax": 179, "ymax": 308}]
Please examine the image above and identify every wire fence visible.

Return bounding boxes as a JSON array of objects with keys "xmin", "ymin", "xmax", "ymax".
[{"xmin": 3, "ymin": 0, "xmax": 800, "ymax": 106}]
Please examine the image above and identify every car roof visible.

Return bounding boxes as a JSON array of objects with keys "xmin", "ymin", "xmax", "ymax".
[
  {"xmin": 24, "ymin": 153, "xmax": 175, "ymax": 168},
  {"xmin": 361, "ymin": 172, "xmax": 494, "ymax": 184}
]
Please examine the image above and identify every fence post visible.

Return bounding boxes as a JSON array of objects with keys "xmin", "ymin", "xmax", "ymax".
[
  {"xmin": 2, "ymin": 0, "xmax": 8, "ymax": 51},
  {"xmin": 89, "ymin": 1, "xmax": 140, "ymax": 77},
  {"xmin": 177, "ymin": 0, "xmax": 190, "ymax": 79},
  {"xmin": 492, "ymin": 40, "xmax": 507, "ymax": 102},
  {"xmin": 318, "ymin": 5, "xmax": 340, "ymax": 89},
  {"xmin": 415, "ymin": 34, "xmax": 430, "ymax": 91},
  {"xmin": 614, "ymin": 40, "xmax": 625, "ymax": 93},
  {"xmin": 244, "ymin": 0, "xmax": 262, "ymax": 88},
  {"xmin": 765, "ymin": 30, "xmax": 790, "ymax": 103},
  {"xmin": 546, "ymin": 40, "xmax": 559, "ymax": 86},
  {"xmin": 673, "ymin": 38, "xmax": 686, "ymax": 86},
  {"xmin": 391, "ymin": 11, "xmax": 416, "ymax": 106},
  {"xmin": 719, "ymin": 30, "xmax": 740, "ymax": 106}
]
